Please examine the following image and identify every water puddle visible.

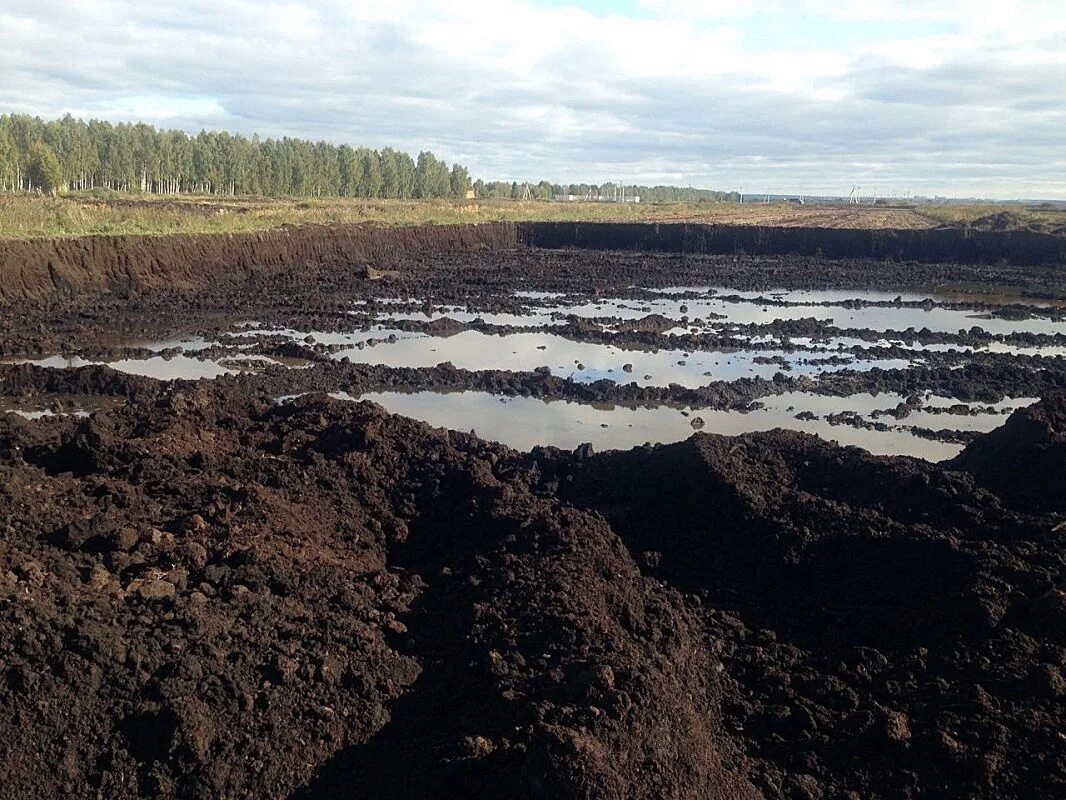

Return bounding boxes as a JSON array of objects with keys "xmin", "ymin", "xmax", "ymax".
[
  {"xmin": 334, "ymin": 330, "xmax": 910, "ymax": 387},
  {"xmin": 0, "ymin": 394, "xmax": 124, "ymax": 420},
  {"xmin": 237, "ymin": 326, "xmax": 421, "ymax": 347},
  {"xmin": 369, "ymin": 307, "xmax": 563, "ymax": 328},
  {"xmin": 548, "ymin": 294, "xmax": 1066, "ymax": 337},
  {"xmin": 792, "ymin": 336, "xmax": 1066, "ymax": 359},
  {"xmin": 7, "ymin": 283, "xmax": 1054, "ymax": 460},
  {"xmin": 17, "ymin": 354, "xmax": 237, "ymax": 381},
  {"xmin": 366, "ymin": 287, "xmax": 1066, "ymax": 341},
  {"xmin": 356, "ymin": 390, "xmax": 1036, "ymax": 461}
]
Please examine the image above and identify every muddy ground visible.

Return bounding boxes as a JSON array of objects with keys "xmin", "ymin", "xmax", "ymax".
[
  {"xmin": 1, "ymin": 371, "xmax": 1064, "ymax": 800},
  {"xmin": 1, "ymin": 229, "xmax": 1065, "ymax": 799},
  {"xmin": 3, "ymin": 245, "xmax": 1065, "ymax": 444},
  {"xmin": 4, "ymin": 244, "xmax": 1066, "ymax": 350}
]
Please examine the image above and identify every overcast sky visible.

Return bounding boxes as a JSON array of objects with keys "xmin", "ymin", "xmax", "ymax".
[{"xmin": 2, "ymin": 0, "xmax": 1065, "ymax": 198}]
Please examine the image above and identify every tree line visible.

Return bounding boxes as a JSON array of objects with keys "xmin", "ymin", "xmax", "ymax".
[
  {"xmin": 0, "ymin": 113, "xmax": 730, "ymax": 203},
  {"xmin": 0, "ymin": 113, "xmax": 470, "ymax": 199}
]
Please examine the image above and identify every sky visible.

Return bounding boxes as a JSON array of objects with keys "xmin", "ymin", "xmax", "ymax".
[{"xmin": 2, "ymin": 0, "xmax": 1065, "ymax": 199}]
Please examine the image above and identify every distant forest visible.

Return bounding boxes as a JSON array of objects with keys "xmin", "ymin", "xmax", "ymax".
[{"xmin": 0, "ymin": 113, "xmax": 731, "ymax": 203}]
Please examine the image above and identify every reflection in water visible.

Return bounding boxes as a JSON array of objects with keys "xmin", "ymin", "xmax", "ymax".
[
  {"xmin": 240, "ymin": 327, "xmax": 424, "ymax": 346},
  {"xmin": 21, "ymin": 354, "xmax": 235, "ymax": 381},
  {"xmin": 2, "ymin": 409, "xmax": 93, "ymax": 420},
  {"xmin": 654, "ymin": 285, "xmax": 1066, "ymax": 308},
  {"xmin": 373, "ymin": 307, "xmax": 563, "ymax": 327},
  {"xmin": 14, "ymin": 351, "xmax": 304, "ymax": 381},
  {"xmin": 541, "ymin": 293, "xmax": 1066, "ymax": 337},
  {"xmin": 358, "ymin": 390, "xmax": 1034, "ymax": 461},
  {"xmin": 366, "ymin": 286, "xmax": 1066, "ymax": 342},
  {"xmin": 336, "ymin": 330, "xmax": 910, "ymax": 387},
  {"xmin": 792, "ymin": 336, "xmax": 1066, "ymax": 359},
  {"xmin": 0, "ymin": 394, "xmax": 124, "ymax": 420},
  {"xmin": 5, "ymin": 283, "xmax": 1055, "ymax": 462}
]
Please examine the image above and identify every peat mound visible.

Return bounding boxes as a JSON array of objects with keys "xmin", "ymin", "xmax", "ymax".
[
  {"xmin": 555, "ymin": 422, "xmax": 1065, "ymax": 798},
  {"xmin": 948, "ymin": 391, "xmax": 1066, "ymax": 512},
  {"xmin": 0, "ymin": 362, "xmax": 160, "ymax": 400},
  {"xmin": 556, "ymin": 429, "xmax": 1037, "ymax": 649},
  {"xmin": 964, "ymin": 210, "xmax": 1066, "ymax": 236},
  {"xmin": 966, "ymin": 211, "xmax": 1033, "ymax": 233},
  {"xmin": 0, "ymin": 379, "xmax": 1063, "ymax": 799},
  {"xmin": 0, "ymin": 383, "xmax": 756, "ymax": 800}
]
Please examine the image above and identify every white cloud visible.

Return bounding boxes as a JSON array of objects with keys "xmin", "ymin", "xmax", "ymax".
[
  {"xmin": 0, "ymin": 0, "xmax": 1063, "ymax": 197},
  {"xmin": 637, "ymin": 0, "xmax": 759, "ymax": 19}
]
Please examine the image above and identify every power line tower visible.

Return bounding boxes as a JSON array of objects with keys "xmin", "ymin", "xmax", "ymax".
[{"xmin": 847, "ymin": 185, "xmax": 860, "ymax": 205}]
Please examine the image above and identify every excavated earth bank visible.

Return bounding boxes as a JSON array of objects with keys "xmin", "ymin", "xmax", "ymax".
[
  {"xmin": 521, "ymin": 222, "xmax": 1066, "ymax": 266},
  {"xmin": 0, "ymin": 222, "xmax": 520, "ymax": 303},
  {"xmin": 3, "ymin": 219, "xmax": 1065, "ymax": 305},
  {"xmin": 1, "ymin": 223, "xmax": 1064, "ymax": 799}
]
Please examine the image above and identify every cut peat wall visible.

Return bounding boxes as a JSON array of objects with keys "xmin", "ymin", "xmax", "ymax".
[
  {"xmin": 0, "ymin": 222, "xmax": 520, "ymax": 303},
  {"xmin": 2, "ymin": 220, "xmax": 1063, "ymax": 304},
  {"xmin": 518, "ymin": 222, "xmax": 1066, "ymax": 266}
]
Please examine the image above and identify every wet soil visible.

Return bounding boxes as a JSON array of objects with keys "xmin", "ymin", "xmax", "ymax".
[
  {"xmin": 1, "ymin": 374, "xmax": 1063, "ymax": 799},
  {"xmin": 1, "ymin": 227, "xmax": 1065, "ymax": 798}
]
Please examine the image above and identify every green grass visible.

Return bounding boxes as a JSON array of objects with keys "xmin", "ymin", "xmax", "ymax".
[
  {"xmin": 0, "ymin": 193, "xmax": 733, "ymax": 240},
  {"xmin": 2, "ymin": 192, "xmax": 1056, "ymax": 241}
]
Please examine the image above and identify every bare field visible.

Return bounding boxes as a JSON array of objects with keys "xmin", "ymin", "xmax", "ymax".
[
  {"xmin": 0, "ymin": 192, "xmax": 1028, "ymax": 240},
  {"xmin": 644, "ymin": 202, "xmax": 936, "ymax": 229}
]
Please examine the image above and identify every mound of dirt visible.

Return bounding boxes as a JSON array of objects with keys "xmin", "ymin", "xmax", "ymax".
[
  {"xmin": 0, "ymin": 382, "xmax": 756, "ymax": 800},
  {"xmin": 966, "ymin": 211, "xmax": 1033, "ymax": 232},
  {"xmin": 1, "ymin": 376, "xmax": 1063, "ymax": 799},
  {"xmin": 0, "ymin": 363, "xmax": 160, "ymax": 400},
  {"xmin": 555, "ymin": 424, "xmax": 1065, "ymax": 798},
  {"xmin": 948, "ymin": 392, "xmax": 1066, "ymax": 512}
]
